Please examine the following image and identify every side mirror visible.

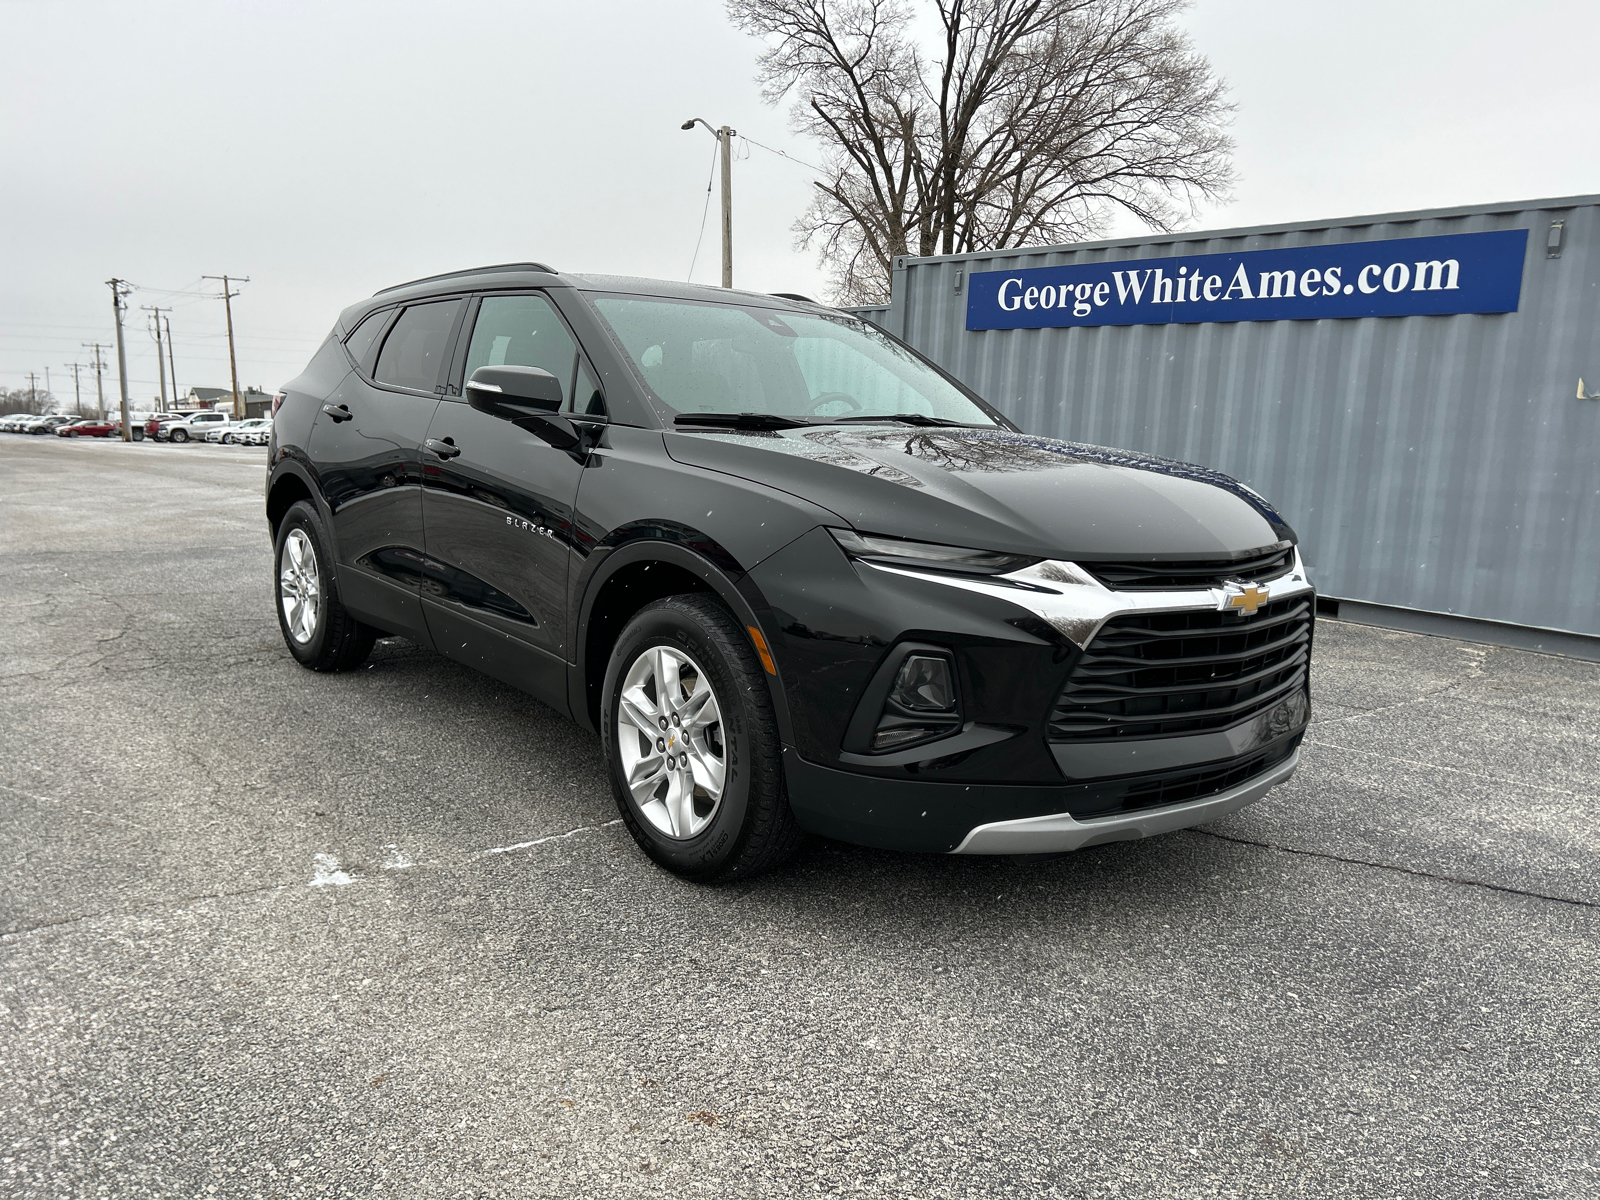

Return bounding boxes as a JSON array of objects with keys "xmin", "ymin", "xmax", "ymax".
[{"xmin": 465, "ymin": 365, "xmax": 563, "ymax": 417}]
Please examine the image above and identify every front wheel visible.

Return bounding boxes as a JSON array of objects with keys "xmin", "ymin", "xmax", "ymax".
[
  {"xmin": 273, "ymin": 500, "xmax": 375, "ymax": 671},
  {"xmin": 222, "ymin": 434, "xmax": 234, "ymax": 444},
  {"xmin": 170, "ymin": 428, "xmax": 189, "ymax": 443},
  {"xmin": 601, "ymin": 595, "xmax": 801, "ymax": 882}
]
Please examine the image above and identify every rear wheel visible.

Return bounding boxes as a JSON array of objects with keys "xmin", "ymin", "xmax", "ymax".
[
  {"xmin": 602, "ymin": 595, "xmax": 800, "ymax": 882},
  {"xmin": 274, "ymin": 500, "xmax": 375, "ymax": 671}
]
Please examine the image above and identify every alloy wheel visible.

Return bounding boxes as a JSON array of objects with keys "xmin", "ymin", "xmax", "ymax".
[
  {"xmin": 278, "ymin": 528, "xmax": 321, "ymax": 644},
  {"xmin": 616, "ymin": 645, "xmax": 727, "ymax": 839}
]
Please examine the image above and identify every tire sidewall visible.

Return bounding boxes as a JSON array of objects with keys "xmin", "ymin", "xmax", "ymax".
[
  {"xmin": 171, "ymin": 428, "xmax": 188, "ymax": 443},
  {"xmin": 273, "ymin": 502, "xmax": 334, "ymax": 667},
  {"xmin": 601, "ymin": 601, "xmax": 757, "ymax": 877}
]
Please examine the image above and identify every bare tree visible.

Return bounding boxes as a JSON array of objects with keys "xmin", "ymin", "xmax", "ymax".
[
  {"xmin": 728, "ymin": 0, "xmax": 1235, "ymax": 302},
  {"xmin": 0, "ymin": 388, "xmax": 56, "ymax": 417}
]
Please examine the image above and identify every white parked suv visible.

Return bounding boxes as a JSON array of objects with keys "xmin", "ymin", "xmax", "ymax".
[{"xmin": 159, "ymin": 411, "xmax": 233, "ymax": 443}]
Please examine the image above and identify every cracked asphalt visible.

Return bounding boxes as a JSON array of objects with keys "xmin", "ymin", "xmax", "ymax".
[{"xmin": 2, "ymin": 434, "xmax": 1597, "ymax": 1199}]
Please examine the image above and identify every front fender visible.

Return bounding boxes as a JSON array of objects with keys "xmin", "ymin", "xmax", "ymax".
[{"xmin": 567, "ymin": 531, "xmax": 801, "ymax": 748}]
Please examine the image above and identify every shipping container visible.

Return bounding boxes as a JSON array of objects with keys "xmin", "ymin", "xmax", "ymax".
[{"xmin": 860, "ymin": 194, "xmax": 1600, "ymax": 656}]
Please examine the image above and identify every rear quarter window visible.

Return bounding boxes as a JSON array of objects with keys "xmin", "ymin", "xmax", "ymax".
[{"xmin": 343, "ymin": 308, "xmax": 393, "ymax": 376}]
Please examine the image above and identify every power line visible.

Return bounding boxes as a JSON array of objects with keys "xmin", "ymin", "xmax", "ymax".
[
  {"xmin": 739, "ymin": 135, "xmax": 826, "ymax": 174},
  {"xmin": 687, "ymin": 138, "xmax": 719, "ymax": 283}
]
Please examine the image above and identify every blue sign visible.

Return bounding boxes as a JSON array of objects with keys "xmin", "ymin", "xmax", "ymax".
[{"xmin": 965, "ymin": 228, "xmax": 1528, "ymax": 330}]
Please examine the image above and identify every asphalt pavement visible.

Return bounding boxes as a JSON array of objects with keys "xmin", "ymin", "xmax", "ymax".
[{"xmin": 2, "ymin": 433, "xmax": 1597, "ymax": 1199}]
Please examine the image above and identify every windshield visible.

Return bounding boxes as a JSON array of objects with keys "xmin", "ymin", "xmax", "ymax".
[{"xmin": 589, "ymin": 295, "xmax": 999, "ymax": 426}]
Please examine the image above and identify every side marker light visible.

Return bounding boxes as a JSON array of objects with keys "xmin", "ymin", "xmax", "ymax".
[{"xmin": 747, "ymin": 625, "xmax": 777, "ymax": 676}]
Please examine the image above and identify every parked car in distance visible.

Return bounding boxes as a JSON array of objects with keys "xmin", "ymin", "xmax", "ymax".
[
  {"xmin": 208, "ymin": 417, "xmax": 269, "ymax": 444},
  {"xmin": 267, "ymin": 264, "xmax": 1314, "ymax": 882},
  {"xmin": 58, "ymin": 417, "xmax": 121, "ymax": 437},
  {"xmin": 159, "ymin": 411, "xmax": 232, "ymax": 443},
  {"xmin": 234, "ymin": 422, "xmax": 272, "ymax": 447},
  {"xmin": 27, "ymin": 415, "xmax": 74, "ymax": 434}
]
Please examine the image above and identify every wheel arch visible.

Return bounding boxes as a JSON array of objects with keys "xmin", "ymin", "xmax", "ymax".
[
  {"xmin": 265, "ymin": 462, "xmax": 322, "ymax": 543},
  {"xmin": 570, "ymin": 535, "xmax": 794, "ymax": 744}
]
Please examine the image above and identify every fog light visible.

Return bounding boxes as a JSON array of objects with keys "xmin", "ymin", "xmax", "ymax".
[{"xmin": 889, "ymin": 654, "xmax": 955, "ymax": 712}]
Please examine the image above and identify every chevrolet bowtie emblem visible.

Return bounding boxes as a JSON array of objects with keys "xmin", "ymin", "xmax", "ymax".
[{"xmin": 1221, "ymin": 583, "xmax": 1270, "ymax": 616}]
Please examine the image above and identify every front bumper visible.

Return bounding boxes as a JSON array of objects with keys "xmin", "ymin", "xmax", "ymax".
[
  {"xmin": 751, "ymin": 529, "xmax": 1313, "ymax": 852},
  {"xmin": 951, "ymin": 748, "xmax": 1299, "ymax": 853}
]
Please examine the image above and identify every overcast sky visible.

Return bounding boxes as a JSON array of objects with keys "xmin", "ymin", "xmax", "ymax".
[{"xmin": 3, "ymin": 0, "xmax": 1597, "ymax": 408}]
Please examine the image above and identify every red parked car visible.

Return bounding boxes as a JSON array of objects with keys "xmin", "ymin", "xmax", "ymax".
[{"xmin": 58, "ymin": 418, "xmax": 121, "ymax": 438}]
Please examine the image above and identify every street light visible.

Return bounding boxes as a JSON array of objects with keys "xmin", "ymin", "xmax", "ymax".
[{"xmin": 683, "ymin": 117, "xmax": 736, "ymax": 288}]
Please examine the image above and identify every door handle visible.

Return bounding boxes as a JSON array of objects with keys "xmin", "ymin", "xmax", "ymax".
[
  {"xmin": 426, "ymin": 437, "xmax": 461, "ymax": 459},
  {"xmin": 321, "ymin": 403, "xmax": 352, "ymax": 423}
]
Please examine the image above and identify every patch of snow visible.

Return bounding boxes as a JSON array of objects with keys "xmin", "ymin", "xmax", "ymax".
[
  {"xmin": 380, "ymin": 844, "xmax": 414, "ymax": 871},
  {"xmin": 479, "ymin": 819, "xmax": 623, "ymax": 856},
  {"xmin": 309, "ymin": 853, "xmax": 352, "ymax": 887}
]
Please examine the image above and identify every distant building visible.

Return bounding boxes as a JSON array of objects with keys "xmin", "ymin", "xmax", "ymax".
[
  {"xmin": 240, "ymin": 387, "xmax": 272, "ymax": 419},
  {"xmin": 172, "ymin": 385, "xmax": 272, "ymax": 418}
]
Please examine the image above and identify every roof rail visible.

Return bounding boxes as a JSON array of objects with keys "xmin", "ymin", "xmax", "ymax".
[
  {"xmin": 374, "ymin": 262, "xmax": 558, "ymax": 296},
  {"xmin": 769, "ymin": 292, "xmax": 820, "ymax": 304}
]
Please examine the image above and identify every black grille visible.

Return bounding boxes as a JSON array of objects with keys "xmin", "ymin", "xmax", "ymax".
[
  {"xmin": 1080, "ymin": 545, "xmax": 1294, "ymax": 591},
  {"xmin": 1118, "ymin": 737, "xmax": 1299, "ymax": 812},
  {"xmin": 1048, "ymin": 595, "xmax": 1312, "ymax": 742}
]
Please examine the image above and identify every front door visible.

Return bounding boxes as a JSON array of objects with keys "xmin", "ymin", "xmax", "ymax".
[
  {"xmin": 419, "ymin": 293, "xmax": 598, "ymax": 711},
  {"xmin": 307, "ymin": 297, "xmax": 462, "ymax": 642}
]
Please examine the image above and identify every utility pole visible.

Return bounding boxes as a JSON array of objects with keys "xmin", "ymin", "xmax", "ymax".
[
  {"xmin": 142, "ymin": 304, "xmax": 172, "ymax": 411},
  {"xmin": 202, "ymin": 274, "xmax": 248, "ymax": 417},
  {"xmin": 63, "ymin": 362, "xmax": 86, "ymax": 415},
  {"xmin": 82, "ymin": 343, "xmax": 108, "ymax": 417},
  {"xmin": 163, "ymin": 314, "xmax": 178, "ymax": 406},
  {"xmin": 26, "ymin": 372, "xmax": 40, "ymax": 412},
  {"xmin": 106, "ymin": 278, "xmax": 134, "ymax": 440},
  {"xmin": 681, "ymin": 118, "xmax": 736, "ymax": 287}
]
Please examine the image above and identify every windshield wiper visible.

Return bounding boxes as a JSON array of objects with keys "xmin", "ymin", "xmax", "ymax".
[
  {"xmin": 829, "ymin": 413, "xmax": 973, "ymax": 427},
  {"xmin": 673, "ymin": 412, "xmax": 813, "ymax": 430}
]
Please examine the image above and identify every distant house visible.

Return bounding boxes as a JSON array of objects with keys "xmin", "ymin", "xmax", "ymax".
[{"xmin": 177, "ymin": 386, "xmax": 232, "ymax": 409}]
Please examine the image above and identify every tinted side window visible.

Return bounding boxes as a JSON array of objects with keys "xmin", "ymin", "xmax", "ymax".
[
  {"xmin": 374, "ymin": 300, "xmax": 462, "ymax": 393},
  {"xmin": 462, "ymin": 295, "xmax": 576, "ymax": 405},
  {"xmin": 343, "ymin": 308, "xmax": 391, "ymax": 374}
]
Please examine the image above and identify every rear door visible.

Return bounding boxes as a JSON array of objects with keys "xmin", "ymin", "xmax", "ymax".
[
  {"xmin": 307, "ymin": 297, "xmax": 464, "ymax": 643},
  {"xmin": 418, "ymin": 292, "xmax": 603, "ymax": 711}
]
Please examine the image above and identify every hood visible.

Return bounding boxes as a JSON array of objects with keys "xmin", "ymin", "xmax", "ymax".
[{"xmin": 664, "ymin": 425, "xmax": 1295, "ymax": 559}]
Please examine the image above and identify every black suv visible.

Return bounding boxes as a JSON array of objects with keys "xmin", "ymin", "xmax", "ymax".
[{"xmin": 267, "ymin": 264, "xmax": 1313, "ymax": 880}]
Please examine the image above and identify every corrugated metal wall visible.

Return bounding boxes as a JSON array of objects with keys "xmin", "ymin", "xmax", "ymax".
[
  {"xmin": 842, "ymin": 303, "xmax": 891, "ymax": 326},
  {"xmin": 879, "ymin": 196, "xmax": 1600, "ymax": 638}
]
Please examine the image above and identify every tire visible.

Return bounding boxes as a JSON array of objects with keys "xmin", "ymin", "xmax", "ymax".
[
  {"xmin": 222, "ymin": 434, "xmax": 234, "ymax": 444},
  {"xmin": 601, "ymin": 594, "xmax": 801, "ymax": 882},
  {"xmin": 273, "ymin": 500, "xmax": 376, "ymax": 671},
  {"xmin": 170, "ymin": 428, "xmax": 189, "ymax": 443}
]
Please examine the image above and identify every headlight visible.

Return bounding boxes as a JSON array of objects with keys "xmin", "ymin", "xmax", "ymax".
[{"xmin": 830, "ymin": 529, "xmax": 1038, "ymax": 576}]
